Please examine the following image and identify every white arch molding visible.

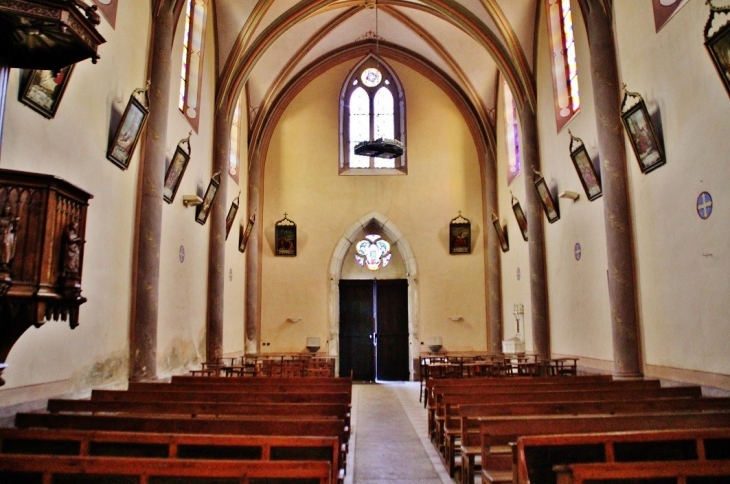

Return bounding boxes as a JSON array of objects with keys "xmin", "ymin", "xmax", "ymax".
[{"xmin": 328, "ymin": 211, "xmax": 419, "ymax": 380}]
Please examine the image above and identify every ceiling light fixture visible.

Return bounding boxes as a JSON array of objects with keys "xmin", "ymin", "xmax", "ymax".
[{"xmin": 353, "ymin": 0, "xmax": 405, "ymax": 160}]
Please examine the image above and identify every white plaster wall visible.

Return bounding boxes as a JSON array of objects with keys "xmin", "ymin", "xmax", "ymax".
[
  {"xmin": 260, "ymin": 59, "xmax": 487, "ymax": 357},
  {"xmin": 223, "ymin": 99, "xmax": 248, "ymax": 356},
  {"xmin": 614, "ymin": 1, "xmax": 730, "ymax": 376},
  {"xmin": 157, "ymin": 8, "xmax": 218, "ymax": 373},
  {"xmin": 532, "ymin": 1, "xmax": 613, "ymax": 362},
  {"xmin": 0, "ymin": 3, "xmax": 151, "ymax": 389}
]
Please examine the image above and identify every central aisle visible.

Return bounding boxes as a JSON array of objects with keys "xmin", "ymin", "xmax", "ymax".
[{"xmin": 345, "ymin": 381, "xmax": 453, "ymax": 484}]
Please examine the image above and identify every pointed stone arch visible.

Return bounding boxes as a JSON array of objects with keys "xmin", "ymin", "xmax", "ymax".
[{"xmin": 328, "ymin": 211, "xmax": 419, "ymax": 379}]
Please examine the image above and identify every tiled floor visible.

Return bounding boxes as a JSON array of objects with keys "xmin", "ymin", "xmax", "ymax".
[{"xmin": 345, "ymin": 381, "xmax": 453, "ymax": 484}]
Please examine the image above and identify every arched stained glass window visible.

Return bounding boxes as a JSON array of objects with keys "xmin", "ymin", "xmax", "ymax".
[
  {"xmin": 503, "ymin": 82, "xmax": 521, "ymax": 185},
  {"xmin": 340, "ymin": 56, "xmax": 406, "ymax": 175},
  {"xmin": 546, "ymin": 0, "xmax": 580, "ymax": 132},
  {"xmin": 179, "ymin": 0, "xmax": 208, "ymax": 132}
]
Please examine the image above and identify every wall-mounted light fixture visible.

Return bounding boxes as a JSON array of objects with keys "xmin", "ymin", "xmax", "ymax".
[
  {"xmin": 286, "ymin": 318, "xmax": 301, "ymax": 323},
  {"xmin": 427, "ymin": 336, "xmax": 443, "ymax": 353},
  {"xmin": 559, "ymin": 190, "xmax": 580, "ymax": 201},
  {"xmin": 182, "ymin": 195, "xmax": 202, "ymax": 207},
  {"xmin": 306, "ymin": 337, "xmax": 321, "ymax": 354},
  {"xmin": 448, "ymin": 316, "xmax": 463, "ymax": 322}
]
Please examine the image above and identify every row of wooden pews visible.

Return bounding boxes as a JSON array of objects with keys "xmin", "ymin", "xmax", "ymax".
[
  {"xmin": 423, "ymin": 373, "xmax": 730, "ymax": 484},
  {"xmin": 1, "ymin": 374, "xmax": 353, "ymax": 483}
]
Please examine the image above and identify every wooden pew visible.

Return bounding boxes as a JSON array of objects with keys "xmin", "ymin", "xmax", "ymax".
[
  {"xmin": 424, "ymin": 374, "xmax": 612, "ymax": 408},
  {"xmin": 91, "ymin": 389, "xmax": 352, "ymax": 405},
  {"xmin": 454, "ymin": 397, "xmax": 730, "ymax": 484},
  {"xmin": 0, "ymin": 427, "xmax": 343, "ymax": 484},
  {"xmin": 477, "ymin": 411, "xmax": 730, "ymax": 484},
  {"xmin": 430, "ymin": 381, "xmax": 692, "ymax": 449},
  {"xmin": 554, "ymin": 460, "xmax": 730, "ymax": 484},
  {"xmin": 515, "ymin": 427, "xmax": 730, "ymax": 484},
  {"xmin": 0, "ymin": 455, "xmax": 332, "ymax": 483},
  {"xmin": 48, "ymin": 399, "xmax": 349, "ymax": 419},
  {"xmin": 171, "ymin": 375, "xmax": 352, "ymax": 385},
  {"xmin": 128, "ymin": 381, "xmax": 353, "ymax": 396},
  {"xmin": 46, "ymin": 399, "xmax": 351, "ymax": 441}
]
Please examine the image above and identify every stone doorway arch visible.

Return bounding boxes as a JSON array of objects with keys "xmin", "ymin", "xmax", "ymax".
[{"xmin": 328, "ymin": 212, "xmax": 419, "ymax": 380}]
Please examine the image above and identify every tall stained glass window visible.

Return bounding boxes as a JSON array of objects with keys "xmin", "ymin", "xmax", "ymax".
[
  {"xmin": 179, "ymin": 0, "xmax": 208, "ymax": 132},
  {"xmin": 339, "ymin": 56, "xmax": 406, "ymax": 175},
  {"xmin": 504, "ymin": 82, "xmax": 521, "ymax": 185},
  {"xmin": 229, "ymin": 96, "xmax": 242, "ymax": 180},
  {"xmin": 546, "ymin": 0, "xmax": 580, "ymax": 132}
]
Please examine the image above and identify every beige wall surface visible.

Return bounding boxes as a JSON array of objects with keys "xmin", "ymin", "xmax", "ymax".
[
  {"xmin": 614, "ymin": 1, "xmax": 730, "ymax": 376},
  {"xmin": 500, "ymin": 0, "xmax": 730, "ymax": 380},
  {"xmin": 530, "ymin": 1, "xmax": 614, "ymax": 362},
  {"xmin": 0, "ymin": 3, "xmax": 152, "ymax": 390},
  {"xmin": 260, "ymin": 59, "xmax": 488, "ymax": 361}
]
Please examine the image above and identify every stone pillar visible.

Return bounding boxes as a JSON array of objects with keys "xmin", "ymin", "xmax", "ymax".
[
  {"xmin": 517, "ymin": 104, "xmax": 550, "ymax": 358},
  {"xmin": 484, "ymin": 151, "xmax": 503, "ymax": 354},
  {"xmin": 206, "ymin": 111, "xmax": 230, "ymax": 361},
  {"xmin": 578, "ymin": 0, "xmax": 642, "ymax": 378},
  {"xmin": 245, "ymin": 154, "xmax": 262, "ymax": 355},
  {"xmin": 129, "ymin": 2, "xmax": 175, "ymax": 381}
]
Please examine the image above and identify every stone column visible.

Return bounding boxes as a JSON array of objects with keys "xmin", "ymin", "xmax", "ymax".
[
  {"xmin": 517, "ymin": 104, "xmax": 550, "ymax": 358},
  {"xmin": 578, "ymin": 0, "xmax": 642, "ymax": 378},
  {"xmin": 129, "ymin": 2, "xmax": 175, "ymax": 381},
  {"xmin": 206, "ymin": 111, "xmax": 230, "ymax": 361},
  {"xmin": 245, "ymin": 154, "xmax": 262, "ymax": 355},
  {"xmin": 484, "ymin": 151, "xmax": 503, "ymax": 354}
]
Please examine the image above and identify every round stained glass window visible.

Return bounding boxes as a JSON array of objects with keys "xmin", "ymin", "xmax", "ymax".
[{"xmin": 361, "ymin": 68, "xmax": 382, "ymax": 87}]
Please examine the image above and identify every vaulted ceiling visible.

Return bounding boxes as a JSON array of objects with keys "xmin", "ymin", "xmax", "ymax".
[{"xmin": 212, "ymin": 0, "xmax": 540, "ymax": 134}]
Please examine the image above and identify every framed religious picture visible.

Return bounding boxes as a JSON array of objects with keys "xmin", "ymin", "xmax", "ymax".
[
  {"xmin": 163, "ymin": 134, "xmax": 192, "ymax": 203},
  {"xmin": 449, "ymin": 211, "xmax": 471, "ymax": 254},
  {"xmin": 225, "ymin": 192, "xmax": 240, "ymax": 240},
  {"xmin": 534, "ymin": 172, "xmax": 560, "ymax": 223},
  {"xmin": 511, "ymin": 193, "xmax": 528, "ymax": 242},
  {"xmin": 620, "ymin": 89, "xmax": 665, "ymax": 174},
  {"xmin": 19, "ymin": 66, "xmax": 75, "ymax": 119},
  {"xmin": 274, "ymin": 213, "xmax": 296, "ymax": 256},
  {"xmin": 569, "ymin": 131, "xmax": 602, "ymax": 201},
  {"xmin": 195, "ymin": 172, "xmax": 221, "ymax": 225},
  {"xmin": 107, "ymin": 84, "xmax": 149, "ymax": 170},
  {"xmin": 239, "ymin": 213, "xmax": 255, "ymax": 253},
  {"xmin": 491, "ymin": 214, "xmax": 509, "ymax": 252},
  {"xmin": 705, "ymin": 5, "xmax": 730, "ymax": 97}
]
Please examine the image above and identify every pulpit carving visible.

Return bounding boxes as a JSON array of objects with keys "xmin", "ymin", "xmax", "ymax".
[{"xmin": 0, "ymin": 169, "xmax": 92, "ymax": 385}]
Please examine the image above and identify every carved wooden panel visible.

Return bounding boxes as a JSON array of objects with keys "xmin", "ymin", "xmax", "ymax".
[{"xmin": 0, "ymin": 168, "xmax": 92, "ymax": 385}]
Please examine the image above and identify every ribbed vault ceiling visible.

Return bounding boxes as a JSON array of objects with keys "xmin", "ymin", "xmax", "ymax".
[{"xmin": 213, "ymin": 0, "xmax": 539, "ymax": 138}]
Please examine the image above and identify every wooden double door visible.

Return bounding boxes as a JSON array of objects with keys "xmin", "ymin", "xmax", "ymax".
[{"xmin": 339, "ymin": 279, "xmax": 409, "ymax": 381}]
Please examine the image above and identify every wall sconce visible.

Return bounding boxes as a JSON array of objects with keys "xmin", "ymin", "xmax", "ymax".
[
  {"xmin": 306, "ymin": 337, "xmax": 321, "ymax": 354},
  {"xmin": 182, "ymin": 195, "xmax": 202, "ymax": 207},
  {"xmin": 448, "ymin": 316, "xmax": 463, "ymax": 322},
  {"xmin": 427, "ymin": 336, "xmax": 443, "ymax": 353},
  {"xmin": 286, "ymin": 318, "xmax": 301, "ymax": 323},
  {"xmin": 559, "ymin": 191, "xmax": 580, "ymax": 201}
]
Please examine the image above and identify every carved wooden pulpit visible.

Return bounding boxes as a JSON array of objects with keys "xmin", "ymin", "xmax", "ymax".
[{"xmin": 0, "ymin": 168, "xmax": 92, "ymax": 385}]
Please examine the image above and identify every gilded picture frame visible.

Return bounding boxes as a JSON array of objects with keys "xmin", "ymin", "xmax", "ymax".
[{"xmin": 19, "ymin": 66, "xmax": 74, "ymax": 119}]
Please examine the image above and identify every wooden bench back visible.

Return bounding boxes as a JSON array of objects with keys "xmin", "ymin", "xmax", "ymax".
[
  {"xmin": 458, "ymin": 396, "xmax": 730, "ymax": 447},
  {"xmin": 172, "ymin": 375, "xmax": 352, "ymax": 385},
  {"xmin": 0, "ymin": 428, "xmax": 341, "ymax": 484},
  {"xmin": 478, "ymin": 411, "xmax": 730, "ymax": 475},
  {"xmin": 0, "ymin": 455, "xmax": 332, "ymax": 483},
  {"xmin": 15, "ymin": 413, "xmax": 346, "ymax": 440},
  {"xmin": 516, "ymin": 427, "xmax": 730, "ymax": 484},
  {"xmin": 130, "ymin": 381, "xmax": 353, "ymax": 394},
  {"xmin": 425, "ymin": 374, "xmax": 612, "ymax": 403},
  {"xmin": 554, "ymin": 460, "xmax": 730, "ymax": 484},
  {"xmin": 48, "ymin": 399, "xmax": 350, "ymax": 419},
  {"xmin": 92, "ymin": 389, "xmax": 352, "ymax": 404}
]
